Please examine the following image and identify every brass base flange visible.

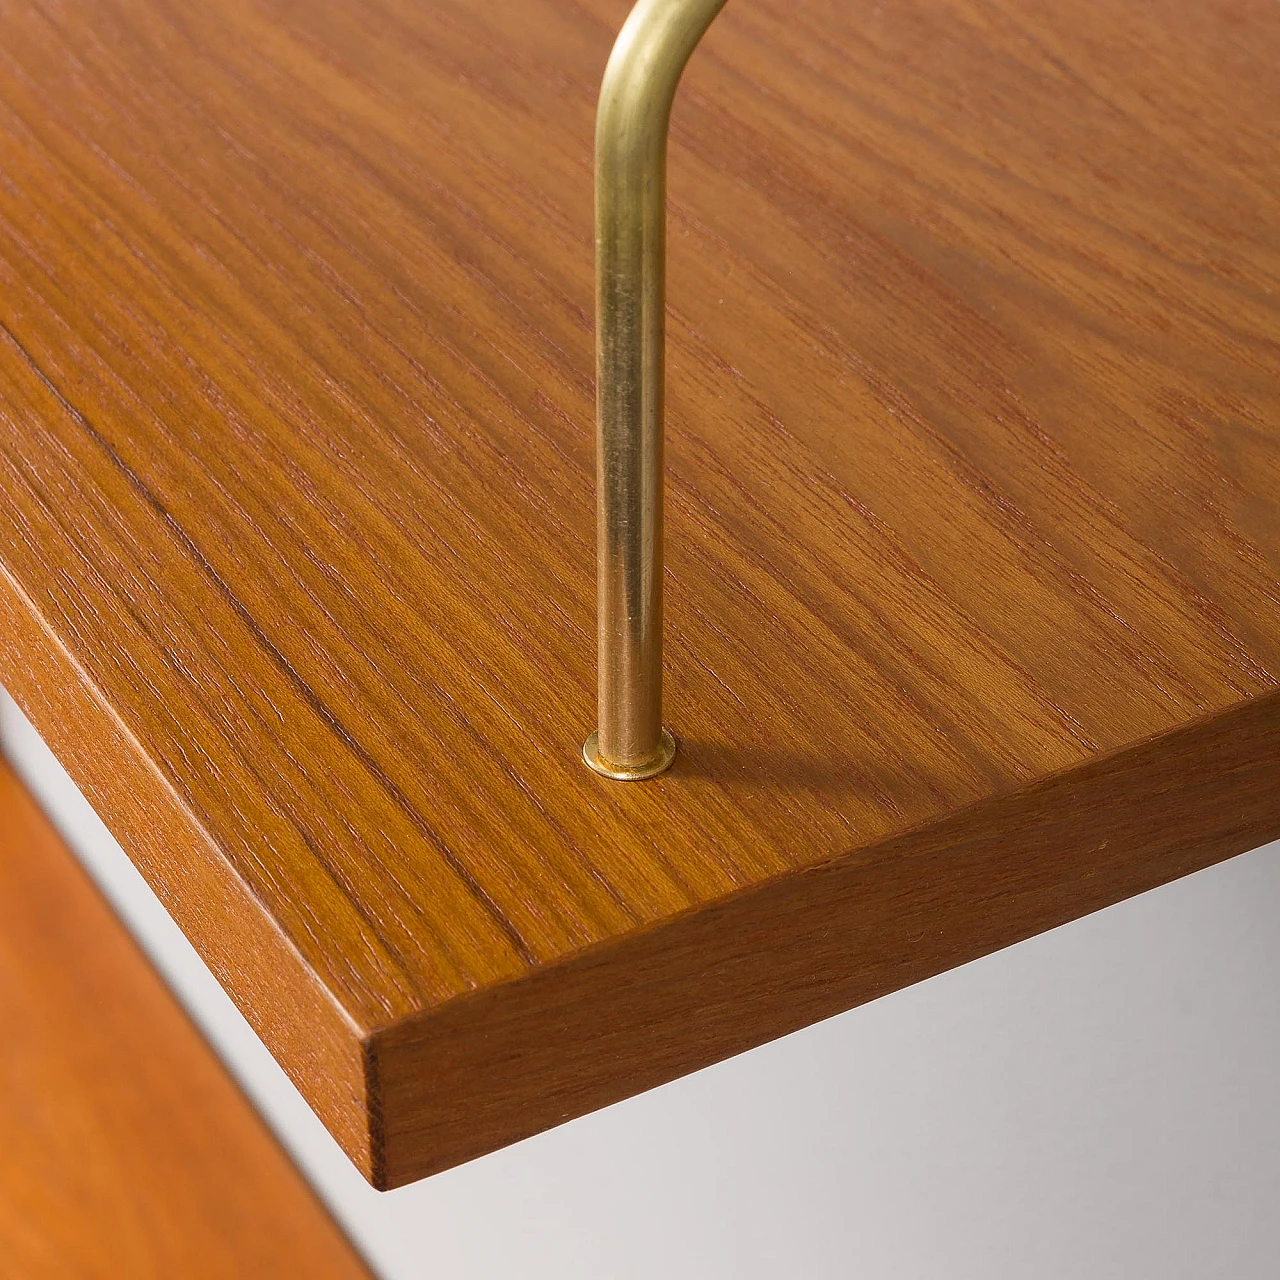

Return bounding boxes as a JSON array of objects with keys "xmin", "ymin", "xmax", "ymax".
[{"xmin": 582, "ymin": 728, "xmax": 676, "ymax": 781}]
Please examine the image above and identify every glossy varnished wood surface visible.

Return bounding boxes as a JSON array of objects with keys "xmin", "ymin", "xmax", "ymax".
[
  {"xmin": 0, "ymin": 0, "xmax": 1277, "ymax": 1186},
  {"xmin": 0, "ymin": 756, "xmax": 372, "ymax": 1276}
]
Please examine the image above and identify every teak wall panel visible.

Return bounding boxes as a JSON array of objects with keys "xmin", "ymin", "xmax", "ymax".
[{"xmin": 0, "ymin": 0, "xmax": 1277, "ymax": 1186}]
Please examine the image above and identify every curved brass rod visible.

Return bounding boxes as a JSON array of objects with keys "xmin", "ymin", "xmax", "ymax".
[{"xmin": 584, "ymin": 0, "xmax": 729, "ymax": 781}]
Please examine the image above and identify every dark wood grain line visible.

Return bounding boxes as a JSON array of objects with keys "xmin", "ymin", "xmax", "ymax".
[{"xmin": 0, "ymin": 316, "xmax": 538, "ymax": 969}]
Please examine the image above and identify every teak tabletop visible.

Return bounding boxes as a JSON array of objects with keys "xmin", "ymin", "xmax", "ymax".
[{"xmin": 1, "ymin": 0, "xmax": 1278, "ymax": 1188}]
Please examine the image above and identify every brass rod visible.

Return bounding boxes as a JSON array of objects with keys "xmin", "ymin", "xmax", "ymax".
[{"xmin": 584, "ymin": 0, "xmax": 729, "ymax": 781}]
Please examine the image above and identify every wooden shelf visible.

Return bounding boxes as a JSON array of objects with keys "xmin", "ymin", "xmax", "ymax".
[
  {"xmin": 1, "ymin": 0, "xmax": 1277, "ymax": 1189},
  {"xmin": 0, "ymin": 756, "xmax": 372, "ymax": 1275}
]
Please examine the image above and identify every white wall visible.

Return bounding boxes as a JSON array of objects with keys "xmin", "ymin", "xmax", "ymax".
[{"xmin": 3, "ymin": 684, "xmax": 1277, "ymax": 1279}]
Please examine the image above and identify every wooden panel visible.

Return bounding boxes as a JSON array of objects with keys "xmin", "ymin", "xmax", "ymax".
[
  {"xmin": 0, "ymin": 0, "xmax": 1277, "ymax": 1187},
  {"xmin": 0, "ymin": 755, "xmax": 372, "ymax": 1277}
]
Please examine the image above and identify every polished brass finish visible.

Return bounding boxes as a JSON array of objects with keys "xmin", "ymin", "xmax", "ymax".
[
  {"xmin": 586, "ymin": 0, "xmax": 729, "ymax": 780},
  {"xmin": 583, "ymin": 728, "xmax": 678, "ymax": 781}
]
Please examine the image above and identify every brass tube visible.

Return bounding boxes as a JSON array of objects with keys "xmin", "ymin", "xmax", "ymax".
[{"xmin": 584, "ymin": 0, "xmax": 729, "ymax": 781}]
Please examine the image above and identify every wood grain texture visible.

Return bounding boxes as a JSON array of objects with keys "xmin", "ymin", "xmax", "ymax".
[
  {"xmin": 0, "ymin": 755, "xmax": 372, "ymax": 1277},
  {"xmin": 0, "ymin": 0, "xmax": 1277, "ymax": 1187}
]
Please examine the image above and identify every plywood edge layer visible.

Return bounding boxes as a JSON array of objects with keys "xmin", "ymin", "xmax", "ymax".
[
  {"xmin": 370, "ymin": 689, "xmax": 1280, "ymax": 1188},
  {"xmin": 0, "ymin": 564, "xmax": 377, "ymax": 1182}
]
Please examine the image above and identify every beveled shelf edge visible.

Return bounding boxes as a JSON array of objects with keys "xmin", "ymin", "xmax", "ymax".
[
  {"xmin": 7, "ymin": 551, "xmax": 1280, "ymax": 1190},
  {"xmin": 366, "ymin": 687, "xmax": 1280, "ymax": 1187},
  {"xmin": 0, "ymin": 564, "xmax": 379, "ymax": 1184}
]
